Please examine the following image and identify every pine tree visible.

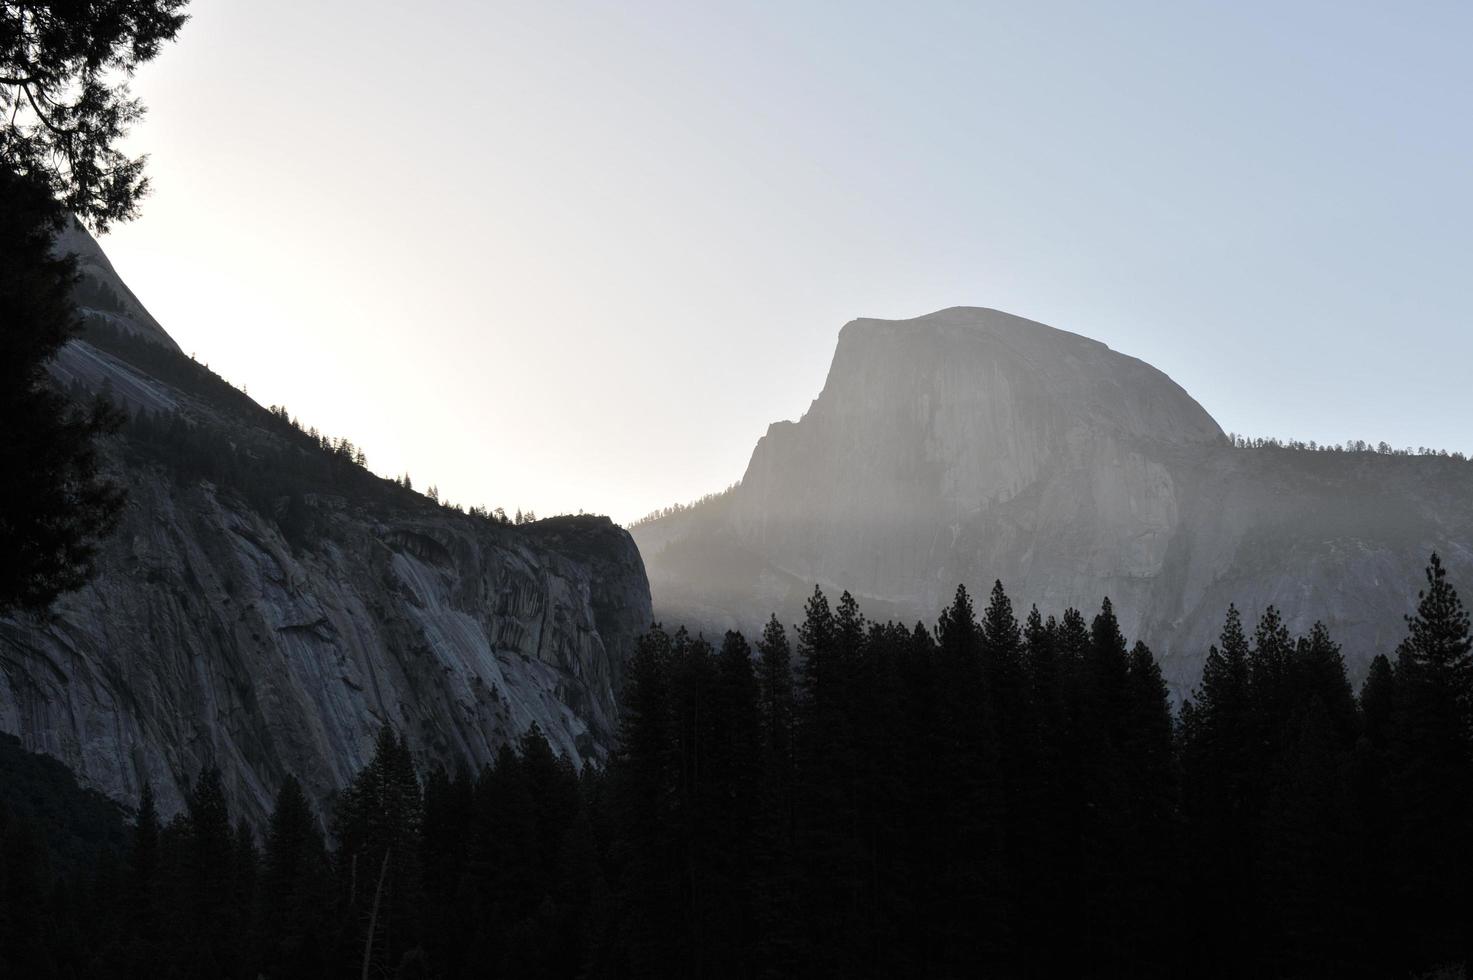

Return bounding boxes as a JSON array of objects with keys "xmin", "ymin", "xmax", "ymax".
[
  {"xmin": 661, "ymin": 628, "xmax": 721, "ymax": 976},
  {"xmin": 749, "ymin": 615, "xmax": 800, "ymax": 975},
  {"xmin": 228, "ymin": 819, "xmax": 259, "ymax": 971},
  {"xmin": 1056, "ymin": 606, "xmax": 1091, "ymax": 665},
  {"xmin": 978, "ymin": 581, "xmax": 1030, "ymax": 969},
  {"xmin": 791, "ymin": 586, "xmax": 869, "ymax": 972},
  {"xmin": 931, "ymin": 584, "xmax": 1008, "ymax": 969},
  {"xmin": 499, "ymin": 724, "xmax": 587, "ymax": 979},
  {"xmin": 608, "ymin": 625, "xmax": 680, "ymax": 978},
  {"xmin": 127, "ymin": 782, "xmax": 160, "ymax": 931},
  {"xmin": 1387, "ymin": 554, "xmax": 1473, "ymax": 968},
  {"xmin": 179, "ymin": 767, "xmax": 234, "ymax": 976},
  {"xmin": 796, "ymin": 586, "xmax": 836, "ymax": 708},
  {"xmin": 548, "ymin": 794, "xmax": 606, "ymax": 980},
  {"xmin": 1125, "ymin": 640, "xmax": 1176, "ymax": 810},
  {"xmin": 1, "ymin": 1, "xmax": 189, "ymax": 226},
  {"xmin": 1121, "ymin": 640, "xmax": 1182, "ymax": 971},
  {"xmin": 1249, "ymin": 606, "xmax": 1297, "ymax": 760},
  {"xmin": 1360, "ymin": 654, "xmax": 1397, "ymax": 750},
  {"xmin": 756, "ymin": 615, "xmax": 795, "ymax": 783},
  {"xmin": 1258, "ymin": 699, "xmax": 1356, "ymax": 975},
  {"xmin": 0, "ymin": 168, "xmax": 124, "ymax": 612},
  {"xmin": 1086, "ymin": 598, "xmax": 1132, "ymax": 729},
  {"xmin": 2, "ymin": 2, "xmax": 190, "ymax": 611},
  {"xmin": 1017, "ymin": 606, "xmax": 1071, "ymax": 968},
  {"xmin": 333, "ymin": 727, "xmax": 424, "ymax": 975},
  {"xmin": 261, "ymin": 775, "xmax": 332, "ymax": 979},
  {"xmin": 519, "ymin": 724, "xmax": 582, "ymax": 893},
  {"xmin": 709, "ymin": 631, "xmax": 762, "ymax": 976},
  {"xmin": 419, "ymin": 763, "xmax": 474, "ymax": 976},
  {"xmin": 1352, "ymin": 653, "xmax": 1399, "ymax": 972},
  {"xmin": 1180, "ymin": 604, "xmax": 1255, "ymax": 977},
  {"xmin": 467, "ymin": 743, "xmax": 538, "ymax": 970},
  {"xmin": 979, "ymin": 581, "xmax": 1027, "ymax": 751},
  {"xmin": 1293, "ymin": 621, "xmax": 1360, "ymax": 748},
  {"xmin": 1067, "ymin": 598, "xmax": 1138, "ymax": 971},
  {"xmin": 849, "ymin": 619, "xmax": 911, "ymax": 975},
  {"xmin": 1396, "ymin": 553, "xmax": 1473, "ymax": 728}
]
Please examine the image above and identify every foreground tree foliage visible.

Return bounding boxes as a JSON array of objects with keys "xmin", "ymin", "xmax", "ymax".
[
  {"xmin": 0, "ymin": 165, "xmax": 124, "ymax": 611},
  {"xmin": 2, "ymin": 556, "xmax": 1472, "ymax": 978},
  {"xmin": 2, "ymin": 1, "xmax": 190, "ymax": 228},
  {"xmin": 1, "ymin": 0, "xmax": 188, "ymax": 611}
]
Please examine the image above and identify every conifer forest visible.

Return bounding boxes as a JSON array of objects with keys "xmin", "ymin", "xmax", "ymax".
[{"xmin": 3, "ymin": 556, "xmax": 1471, "ymax": 979}]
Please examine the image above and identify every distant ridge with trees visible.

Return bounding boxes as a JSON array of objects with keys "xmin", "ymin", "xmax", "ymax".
[
  {"xmin": 1224, "ymin": 431, "xmax": 1470, "ymax": 460},
  {"xmin": 68, "ymin": 314, "xmax": 563, "ymax": 548}
]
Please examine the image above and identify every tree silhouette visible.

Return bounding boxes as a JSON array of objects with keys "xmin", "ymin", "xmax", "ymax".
[
  {"xmin": 5, "ymin": 556, "xmax": 1473, "ymax": 977},
  {"xmin": 260, "ymin": 775, "xmax": 331, "ymax": 979},
  {"xmin": 0, "ymin": 167, "xmax": 124, "ymax": 612},
  {"xmin": 1, "ymin": 1, "xmax": 189, "ymax": 228},
  {"xmin": 332, "ymin": 727, "xmax": 424, "ymax": 975},
  {"xmin": 1386, "ymin": 554, "xmax": 1473, "ymax": 967}
]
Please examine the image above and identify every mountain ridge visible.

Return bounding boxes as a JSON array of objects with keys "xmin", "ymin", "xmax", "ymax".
[
  {"xmin": 634, "ymin": 306, "xmax": 1473, "ymax": 693},
  {"xmin": 0, "ymin": 225, "xmax": 652, "ymax": 826}
]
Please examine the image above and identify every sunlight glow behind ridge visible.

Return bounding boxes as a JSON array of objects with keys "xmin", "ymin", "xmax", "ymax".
[{"xmin": 97, "ymin": 0, "xmax": 1473, "ymax": 523}]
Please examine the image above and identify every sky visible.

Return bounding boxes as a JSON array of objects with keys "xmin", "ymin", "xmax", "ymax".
[{"xmin": 100, "ymin": 0, "xmax": 1473, "ymax": 524}]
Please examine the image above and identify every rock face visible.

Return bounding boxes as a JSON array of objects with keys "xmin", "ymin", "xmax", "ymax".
[
  {"xmin": 0, "ymin": 226, "xmax": 651, "ymax": 827},
  {"xmin": 56, "ymin": 216, "xmax": 180, "ymax": 352},
  {"xmin": 634, "ymin": 307, "xmax": 1473, "ymax": 694}
]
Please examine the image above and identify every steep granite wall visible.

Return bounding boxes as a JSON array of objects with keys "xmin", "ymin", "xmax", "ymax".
[
  {"xmin": 636, "ymin": 307, "xmax": 1473, "ymax": 693},
  {"xmin": 0, "ymin": 227, "xmax": 651, "ymax": 825}
]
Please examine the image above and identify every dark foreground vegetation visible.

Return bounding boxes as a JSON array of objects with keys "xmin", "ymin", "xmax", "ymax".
[
  {"xmin": 2, "ymin": 555, "xmax": 1472, "ymax": 979},
  {"xmin": 2, "ymin": 0, "xmax": 189, "ymax": 614}
]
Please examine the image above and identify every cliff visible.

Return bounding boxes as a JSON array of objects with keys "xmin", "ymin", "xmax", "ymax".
[
  {"xmin": 0, "ymin": 223, "xmax": 652, "ymax": 826},
  {"xmin": 634, "ymin": 307, "xmax": 1473, "ymax": 693}
]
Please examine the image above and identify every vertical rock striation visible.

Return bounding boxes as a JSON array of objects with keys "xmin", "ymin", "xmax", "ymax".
[{"xmin": 0, "ymin": 225, "xmax": 651, "ymax": 826}]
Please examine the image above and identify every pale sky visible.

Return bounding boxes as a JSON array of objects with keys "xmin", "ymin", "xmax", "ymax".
[{"xmin": 101, "ymin": 0, "xmax": 1473, "ymax": 524}]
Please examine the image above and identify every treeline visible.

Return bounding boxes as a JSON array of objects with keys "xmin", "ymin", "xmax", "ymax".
[
  {"xmin": 603, "ymin": 570, "xmax": 1473, "ymax": 980},
  {"xmin": 3, "ymin": 557, "xmax": 1471, "ymax": 978},
  {"xmin": 72, "ymin": 318, "xmax": 545, "ymax": 538},
  {"xmin": 0, "ymin": 726, "xmax": 601, "ymax": 979},
  {"xmin": 122, "ymin": 406, "xmax": 376, "ymax": 529},
  {"xmin": 609, "ymin": 556, "xmax": 1473, "ymax": 978},
  {"xmin": 1225, "ymin": 429, "xmax": 1471, "ymax": 461},
  {"xmin": 626, "ymin": 483, "xmax": 739, "ymax": 530}
]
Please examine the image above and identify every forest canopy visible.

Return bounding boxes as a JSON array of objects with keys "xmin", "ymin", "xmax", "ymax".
[{"xmin": 2, "ymin": 556, "xmax": 1471, "ymax": 978}]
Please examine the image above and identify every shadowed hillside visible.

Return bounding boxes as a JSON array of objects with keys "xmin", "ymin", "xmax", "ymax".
[{"xmin": 0, "ymin": 223, "xmax": 651, "ymax": 827}]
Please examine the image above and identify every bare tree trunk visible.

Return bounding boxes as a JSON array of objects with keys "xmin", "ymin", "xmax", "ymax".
[{"xmin": 361, "ymin": 848, "xmax": 391, "ymax": 980}]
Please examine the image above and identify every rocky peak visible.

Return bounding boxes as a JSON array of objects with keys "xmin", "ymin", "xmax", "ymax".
[
  {"xmin": 55, "ymin": 217, "xmax": 180, "ymax": 352},
  {"xmin": 635, "ymin": 307, "xmax": 1473, "ymax": 697},
  {"xmin": 735, "ymin": 307, "xmax": 1221, "ymax": 537},
  {"xmin": 817, "ymin": 306, "xmax": 1221, "ymax": 449}
]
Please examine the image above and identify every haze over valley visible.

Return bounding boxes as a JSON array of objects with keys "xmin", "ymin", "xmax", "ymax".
[
  {"xmin": 633, "ymin": 306, "xmax": 1473, "ymax": 695},
  {"xmin": 7, "ymin": 3, "xmax": 1473, "ymax": 978}
]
